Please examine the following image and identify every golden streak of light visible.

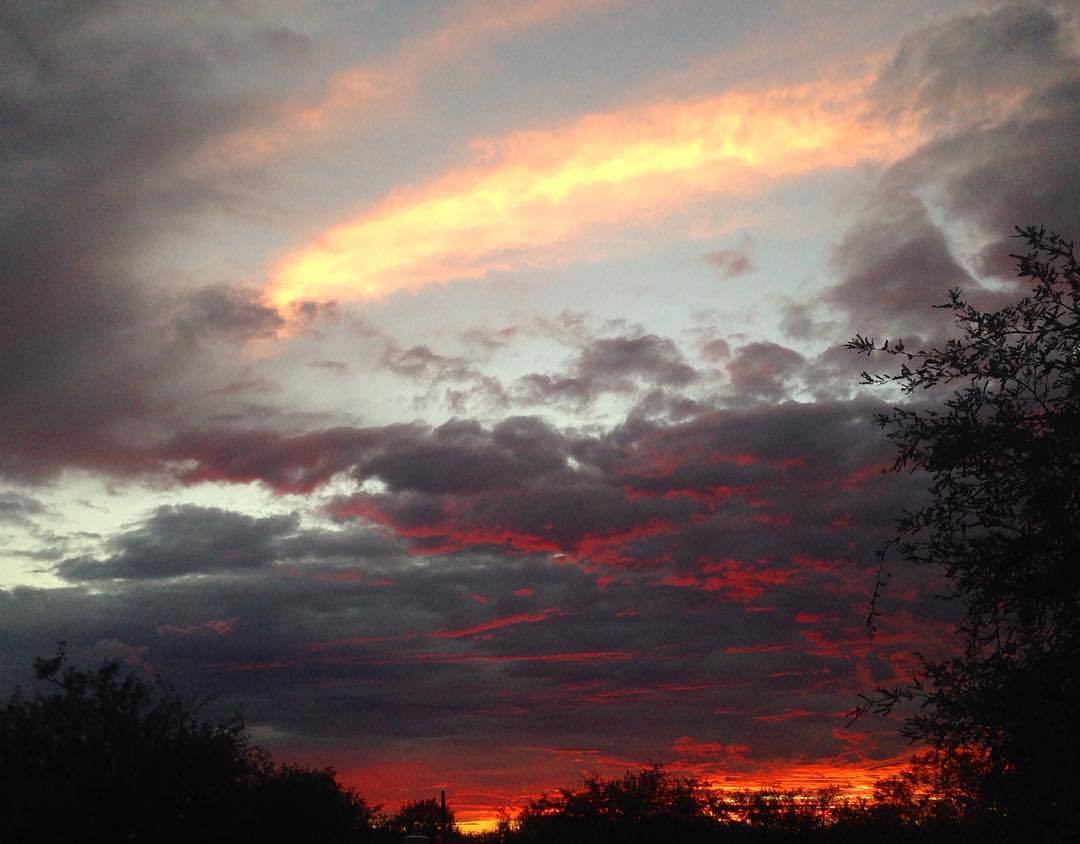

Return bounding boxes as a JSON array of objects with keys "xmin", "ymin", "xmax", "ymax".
[{"xmin": 265, "ymin": 77, "xmax": 919, "ymax": 311}]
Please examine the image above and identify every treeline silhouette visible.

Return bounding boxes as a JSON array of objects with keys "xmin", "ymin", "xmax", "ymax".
[
  {"xmin": 479, "ymin": 764, "xmax": 1025, "ymax": 844},
  {"xmin": 0, "ymin": 649, "xmax": 1031, "ymax": 844}
]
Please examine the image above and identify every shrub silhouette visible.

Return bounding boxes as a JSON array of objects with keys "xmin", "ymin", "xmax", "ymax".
[
  {"xmin": 382, "ymin": 796, "xmax": 459, "ymax": 842},
  {"xmin": 0, "ymin": 645, "xmax": 373, "ymax": 843},
  {"xmin": 515, "ymin": 766, "xmax": 724, "ymax": 844}
]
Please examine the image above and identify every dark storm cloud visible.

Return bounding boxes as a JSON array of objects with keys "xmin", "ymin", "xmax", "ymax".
[
  {"xmin": 0, "ymin": 381, "xmax": 952, "ymax": 774},
  {"xmin": 0, "ymin": 3, "xmax": 301, "ymax": 479},
  {"xmin": 0, "ymin": 510, "xmax": 936, "ymax": 765},
  {"xmin": 162, "ymin": 400, "xmax": 920, "ymax": 585},
  {"xmin": 4, "ymin": 0, "xmax": 1053, "ymax": 797}
]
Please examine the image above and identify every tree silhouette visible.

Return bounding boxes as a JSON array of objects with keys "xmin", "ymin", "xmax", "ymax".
[
  {"xmin": 384, "ymin": 796, "xmax": 458, "ymax": 842},
  {"xmin": 0, "ymin": 646, "xmax": 374, "ymax": 843},
  {"xmin": 515, "ymin": 766, "xmax": 723, "ymax": 844},
  {"xmin": 847, "ymin": 226, "xmax": 1080, "ymax": 837}
]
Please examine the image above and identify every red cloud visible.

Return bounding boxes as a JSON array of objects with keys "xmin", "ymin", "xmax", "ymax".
[
  {"xmin": 417, "ymin": 650, "xmax": 638, "ymax": 664},
  {"xmin": 432, "ymin": 609, "xmax": 565, "ymax": 639}
]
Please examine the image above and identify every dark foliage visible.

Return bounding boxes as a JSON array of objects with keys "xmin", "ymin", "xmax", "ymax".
[
  {"xmin": 502, "ymin": 766, "xmax": 985, "ymax": 843},
  {"xmin": 382, "ymin": 796, "xmax": 460, "ymax": 842},
  {"xmin": 0, "ymin": 645, "xmax": 374, "ymax": 843},
  {"xmin": 515, "ymin": 766, "xmax": 723, "ymax": 844},
  {"xmin": 847, "ymin": 226, "xmax": 1080, "ymax": 839}
]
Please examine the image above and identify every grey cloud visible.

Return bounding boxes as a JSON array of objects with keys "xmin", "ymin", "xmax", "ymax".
[
  {"xmin": 160, "ymin": 399, "xmax": 915, "ymax": 580},
  {"xmin": 460, "ymin": 325, "xmax": 520, "ymax": 352},
  {"xmin": 444, "ymin": 374, "xmax": 510, "ymax": 416},
  {"xmin": 56, "ymin": 505, "xmax": 300, "ymax": 581},
  {"xmin": 812, "ymin": 2, "xmax": 1078, "ymax": 340},
  {"xmin": 700, "ymin": 337, "xmax": 731, "ymax": 360},
  {"xmin": 382, "ymin": 343, "xmax": 474, "ymax": 381},
  {"xmin": 173, "ymin": 286, "xmax": 285, "ymax": 341},
  {"xmin": 705, "ymin": 249, "xmax": 753, "ymax": 279},
  {"xmin": 361, "ymin": 417, "xmax": 570, "ymax": 496},
  {"xmin": 0, "ymin": 3, "xmax": 301, "ymax": 480},
  {"xmin": 871, "ymin": 2, "xmax": 1075, "ymax": 127},
  {"xmin": 516, "ymin": 333, "xmax": 699, "ymax": 407},
  {"xmin": 0, "ymin": 491, "xmax": 44, "ymax": 525},
  {"xmin": 779, "ymin": 302, "xmax": 831, "ymax": 342},
  {"xmin": 0, "ymin": 389, "xmax": 948, "ymax": 770},
  {"xmin": 578, "ymin": 335, "xmax": 698, "ymax": 386},
  {"xmin": 627, "ymin": 388, "xmax": 705, "ymax": 423},
  {"xmin": 0, "ymin": 528, "xmax": 928, "ymax": 765},
  {"xmin": 515, "ymin": 372, "xmax": 595, "ymax": 406},
  {"xmin": 726, "ymin": 342, "xmax": 806, "ymax": 401},
  {"xmin": 380, "ymin": 342, "xmax": 510, "ymax": 415},
  {"xmin": 911, "ymin": 77, "xmax": 1080, "ymax": 276},
  {"xmin": 825, "ymin": 195, "xmax": 971, "ymax": 335},
  {"xmin": 163, "ymin": 426, "xmax": 397, "ymax": 493},
  {"xmin": 309, "ymin": 360, "xmax": 349, "ymax": 373}
]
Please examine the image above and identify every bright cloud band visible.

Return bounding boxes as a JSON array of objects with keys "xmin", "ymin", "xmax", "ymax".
[{"xmin": 266, "ymin": 76, "xmax": 916, "ymax": 309}]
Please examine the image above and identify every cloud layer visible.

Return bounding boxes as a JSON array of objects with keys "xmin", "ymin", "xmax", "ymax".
[{"xmin": 2, "ymin": 0, "xmax": 1077, "ymax": 828}]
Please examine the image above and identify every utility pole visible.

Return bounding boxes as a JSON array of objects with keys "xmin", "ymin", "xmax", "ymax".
[{"xmin": 440, "ymin": 789, "xmax": 447, "ymax": 844}]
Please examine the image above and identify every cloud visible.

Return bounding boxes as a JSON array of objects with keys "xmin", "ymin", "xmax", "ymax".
[
  {"xmin": 173, "ymin": 286, "xmax": 285, "ymax": 341},
  {"xmin": 264, "ymin": 75, "xmax": 917, "ymax": 308},
  {"xmin": 5, "ymin": 0, "xmax": 1066, "ymax": 820},
  {"xmin": 516, "ymin": 333, "xmax": 699, "ymax": 407},
  {"xmin": 158, "ymin": 399, "xmax": 920, "ymax": 585},
  {"xmin": 0, "ymin": 389, "xmax": 950, "ymax": 815},
  {"xmin": 578, "ymin": 335, "xmax": 698, "ymax": 387},
  {"xmin": 871, "ymin": 2, "xmax": 1075, "ymax": 128},
  {"xmin": 812, "ymin": 2, "xmax": 1080, "ymax": 336},
  {"xmin": 824, "ymin": 195, "xmax": 972, "ymax": 335},
  {"xmin": 705, "ymin": 249, "xmax": 753, "ymax": 279},
  {"xmin": 0, "ymin": 4, "xmax": 299, "ymax": 480},
  {"xmin": 382, "ymin": 343, "xmax": 476, "ymax": 382},
  {"xmin": 204, "ymin": 0, "xmax": 613, "ymax": 171},
  {"xmin": 725, "ymin": 342, "xmax": 806, "ymax": 401},
  {"xmin": 913, "ymin": 76, "xmax": 1080, "ymax": 277},
  {"xmin": 56, "ymin": 505, "xmax": 300, "ymax": 581},
  {"xmin": 1, "ymin": 511, "xmax": 937, "ymax": 763},
  {"xmin": 0, "ymin": 491, "xmax": 44, "ymax": 525}
]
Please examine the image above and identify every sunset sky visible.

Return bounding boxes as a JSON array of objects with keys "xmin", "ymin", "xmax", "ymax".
[{"xmin": 2, "ymin": 0, "xmax": 1079, "ymax": 830}]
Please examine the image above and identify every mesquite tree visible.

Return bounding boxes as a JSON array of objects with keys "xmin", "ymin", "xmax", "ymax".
[{"xmin": 848, "ymin": 226, "xmax": 1080, "ymax": 834}]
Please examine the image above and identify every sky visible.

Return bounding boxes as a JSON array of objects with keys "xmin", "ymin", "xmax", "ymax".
[{"xmin": 2, "ymin": 0, "xmax": 1078, "ymax": 831}]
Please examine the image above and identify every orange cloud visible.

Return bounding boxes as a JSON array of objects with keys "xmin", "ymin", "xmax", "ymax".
[{"xmin": 265, "ymin": 76, "xmax": 919, "ymax": 309}]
